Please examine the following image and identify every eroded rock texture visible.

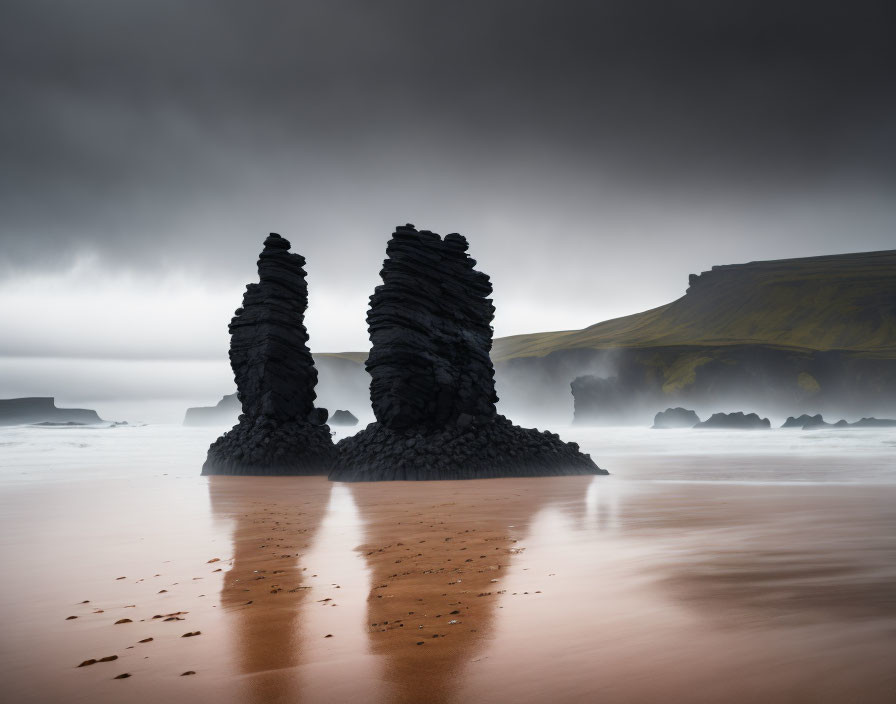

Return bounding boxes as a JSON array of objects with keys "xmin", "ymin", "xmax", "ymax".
[
  {"xmin": 330, "ymin": 224, "xmax": 605, "ymax": 480},
  {"xmin": 202, "ymin": 234, "xmax": 335, "ymax": 475}
]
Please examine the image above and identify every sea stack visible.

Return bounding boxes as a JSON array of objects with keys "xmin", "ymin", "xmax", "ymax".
[
  {"xmin": 329, "ymin": 224, "xmax": 606, "ymax": 480},
  {"xmin": 202, "ymin": 234, "xmax": 336, "ymax": 475}
]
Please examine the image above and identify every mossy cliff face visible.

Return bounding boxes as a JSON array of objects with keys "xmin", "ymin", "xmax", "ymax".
[
  {"xmin": 564, "ymin": 345, "xmax": 896, "ymax": 425},
  {"xmin": 492, "ymin": 249, "xmax": 896, "ymax": 361},
  {"xmin": 493, "ymin": 250, "xmax": 896, "ymax": 423}
]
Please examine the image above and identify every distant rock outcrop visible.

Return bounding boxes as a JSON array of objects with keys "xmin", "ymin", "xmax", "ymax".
[
  {"xmin": 329, "ymin": 410, "xmax": 359, "ymax": 426},
  {"xmin": 0, "ymin": 397, "xmax": 103, "ymax": 426},
  {"xmin": 695, "ymin": 412, "xmax": 771, "ymax": 429},
  {"xmin": 782, "ymin": 414, "xmax": 820, "ymax": 428},
  {"xmin": 184, "ymin": 394, "xmax": 240, "ymax": 426},
  {"xmin": 652, "ymin": 407, "xmax": 700, "ymax": 428},
  {"xmin": 849, "ymin": 417, "xmax": 896, "ymax": 428},
  {"xmin": 781, "ymin": 413, "xmax": 833, "ymax": 429},
  {"xmin": 202, "ymin": 234, "xmax": 336, "ymax": 475},
  {"xmin": 781, "ymin": 414, "xmax": 896, "ymax": 429},
  {"xmin": 329, "ymin": 224, "xmax": 605, "ymax": 480}
]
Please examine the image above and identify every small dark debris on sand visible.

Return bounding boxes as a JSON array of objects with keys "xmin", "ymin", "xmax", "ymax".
[
  {"xmin": 98, "ymin": 655, "xmax": 118, "ymax": 662},
  {"xmin": 77, "ymin": 659, "xmax": 97, "ymax": 668},
  {"xmin": 113, "ymin": 673, "xmax": 131, "ymax": 679},
  {"xmin": 114, "ymin": 618, "xmax": 132, "ymax": 624},
  {"xmin": 66, "ymin": 615, "xmax": 78, "ymax": 620},
  {"xmin": 181, "ymin": 631, "xmax": 201, "ymax": 637},
  {"xmin": 181, "ymin": 671, "xmax": 196, "ymax": 676},
  {"xmin": 138, "ymin": 637, "xmax": 153, "ymax": 643}
]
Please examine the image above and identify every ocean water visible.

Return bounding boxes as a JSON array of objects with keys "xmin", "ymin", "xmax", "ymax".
[{"xmin": 1, "ymin": 422, "xmax": 893, "ymax": 486}]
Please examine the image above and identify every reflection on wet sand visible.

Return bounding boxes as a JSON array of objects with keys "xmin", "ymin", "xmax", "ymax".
[
  {"xmin": 209, "ymin": 476, "xmax": 330, "ymax": 704},
  {"xmin": 458, "ymin": 480, "xmax": 896, "ymax": 704},
  {"xmin": 345, "ymin": 476, "xmax": 595, "ymax": 704}
]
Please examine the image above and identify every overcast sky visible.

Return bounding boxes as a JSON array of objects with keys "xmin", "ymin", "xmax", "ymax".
[{"xmin": 2, "ymin": 0, "xmax": 895, "ymax": 373}]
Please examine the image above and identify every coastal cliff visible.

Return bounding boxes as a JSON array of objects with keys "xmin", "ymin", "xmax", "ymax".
[
  {"xmin": 0, "ymin": 397, "xmax": 103, "ymax": 426},
  {"xmin": 499, "ymin": 250, "xmax": 896, "ymax": 423}
]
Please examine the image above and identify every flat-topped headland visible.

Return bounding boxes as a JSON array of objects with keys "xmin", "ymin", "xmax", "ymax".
[
  {"xmin": 0, "ymin": 397, "xmax": 103, "ymax": 426},
  {"xmin": 202, "ymin": 234, "xmax": 335, "ymax": 475},
  {"xmin": 330, "ymin": 224, "xmax": 605, "ymax": 480}
]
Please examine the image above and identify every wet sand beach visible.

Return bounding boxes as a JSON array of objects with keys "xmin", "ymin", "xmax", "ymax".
[{"xmin": 1, "ymin": 425, "xmax": 895, "ymax": 703}]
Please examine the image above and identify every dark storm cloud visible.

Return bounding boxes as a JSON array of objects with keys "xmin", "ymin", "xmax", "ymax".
[{"xmin": 1, "ymin": 0, "xmax": 894, "ymax": 281}]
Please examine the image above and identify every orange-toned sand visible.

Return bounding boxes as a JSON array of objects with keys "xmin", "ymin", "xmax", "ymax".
[{"xmin": 2, "ymin": 474, "xmax": 895, "ymax": 703}]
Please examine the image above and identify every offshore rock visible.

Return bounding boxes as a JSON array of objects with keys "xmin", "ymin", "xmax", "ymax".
[
  {"xmin": 849, "ymin": 417, "xmax": 896, "ymax": 427},
  {"xmin": 694, "ymin": 411, "xmax": 771, "ymax": 429},
  {"xmin": 652, "ymin": 407, "xmax": 700, "ymax": 428},
  {"xmin": 781, "ymin": 413, "xmax": 832, "ymax": 429},
  {"xmin": 202, "ymin": 234, "xmax": 336, "ymax": 475},
  {"xmin": 781, "ymin": 413, "xmax": 823, "ymax": 428},
  {"xmin": 330, "ymin": 224, "xmax": 605, "ymax": 480}
]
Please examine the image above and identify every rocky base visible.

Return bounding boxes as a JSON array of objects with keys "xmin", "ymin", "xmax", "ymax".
[
  {"xmin": 329, "ymin": 415, "xmax": 607, "ymax": 481},
  {"xmin": 202, "ymin": 416, "xmax": 336, "ymax": 475}
]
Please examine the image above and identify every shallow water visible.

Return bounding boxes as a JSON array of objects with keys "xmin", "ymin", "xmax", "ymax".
[{"xmin": 0, "ymin": 424, "xmax": 894, "ymax": 703}]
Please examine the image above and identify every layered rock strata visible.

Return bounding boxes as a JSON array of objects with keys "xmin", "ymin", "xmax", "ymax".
[
  {"xmin": 329, "ymin": 224, "xmax": 605, "ymax": 480},
  {"xmin": 202, "ymin": 234, "xmax": 335, "ymax": 475}
]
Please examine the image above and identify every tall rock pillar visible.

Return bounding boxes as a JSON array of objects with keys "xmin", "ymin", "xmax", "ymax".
[
  {"xmin": 202, "ymin": 233, "xmax": 336, "ymax": 475},
  {"xmin": 330, "ymin": 224, "xmax": 606, "ymax": 480}
]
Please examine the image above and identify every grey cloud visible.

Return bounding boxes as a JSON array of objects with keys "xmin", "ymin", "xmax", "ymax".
[{"xmin": 1, "ymin": 0, "xmax": 894, "ymax": 289}]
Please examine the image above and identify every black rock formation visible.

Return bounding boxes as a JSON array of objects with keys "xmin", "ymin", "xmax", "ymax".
[
  {"xmin": 782, "ymin": 413, "xmax": 820, "ymax": 428},
  {"xmin": 0, "ymin": 397, "xmax": 103, "ymax": 426},
  {"xmin": 652, "ymin": 407, "xmax": 700, "ymax": 428},
  {"xmin": 694, "ymin": 412, "xmax": 771, "ymax": 429},
  {"xmin": 202, "ymin": 234, "xmax": 336, "ymax": 475},
  {"xmin": 329, "ymin": 224, "xmax": 605, "ymax": 481},
  {"xmin": 330, "ymin": 410, "xmax": 359, "ymax": 426},
  {"xmin": 782, "ymin": 413, "xmax": 832, "ymax": 429},
  {"xmin": 781, "ymin": 414, "xmax": 896, "ymax": 429},
  {"xmin": 184, "ymin": 393, "xmax": 240, "ymax": 426}
]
